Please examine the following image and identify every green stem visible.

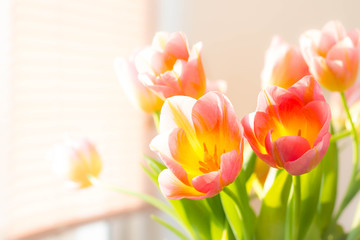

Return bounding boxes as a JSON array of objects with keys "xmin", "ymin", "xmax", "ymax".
[
  {"xmin": 286, "ymin": 175, "xmax": 301, "ymax": 240},
  {"xmin": 222, "ymin": 187, "xmax": 252, "ymax": 240},
  {"xmin": 333, "ymin": 92, "xmax": 360, "ymax": 221},
  {"xmin": 330, "ymin": 129, "xmax": 352, "ymax": 142}
]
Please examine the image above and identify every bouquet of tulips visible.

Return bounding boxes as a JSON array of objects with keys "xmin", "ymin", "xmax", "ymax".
[{"xmin": 53, "ymin": 21, "xmax": 360, "ymax": 240}]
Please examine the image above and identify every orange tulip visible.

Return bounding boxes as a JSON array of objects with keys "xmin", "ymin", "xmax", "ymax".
[
  {"xmin": 262, "ymin": 36, "xmax": 309, "ymax": 89},
  {"xmin": 300, "ymin": 21, "xmax": 360, "ymax": 91},
  {"xmin": 114, "ymin": 50, "xmax": 163, "ymax": 113},
  {"xmin": 242, "ymin": 76, "xmax": 331, "ymax": 175},
  {"xmin": 50, "ymin": 138, "xmax": 102, "ymax": 188},
  {"xmin": 135, "ymin": 32, "xmax": 206, "ymax": 100},
  {"xmin": 150, "ymin": 92, "xmax": 243, "ymax": 199}
]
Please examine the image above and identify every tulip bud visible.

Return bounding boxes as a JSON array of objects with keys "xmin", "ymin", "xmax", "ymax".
[
  {"xmin": 300, "ymin": 21, "xmax": 360, "ymax": 92},
  {"xmin": 50, "ymin": 138, "xmax": 102, "ymax": 188},
  {"xmin": 136, "ymin": 32, "xmax": 207, "ymax": 100},
  {"xmin": 262, "ymin": 36, "xmax": 309, "ymax": 89}
]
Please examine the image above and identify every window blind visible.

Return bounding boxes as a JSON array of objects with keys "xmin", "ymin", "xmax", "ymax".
[{"xmin": 0, "ymin": 0, "xmax": 156, "ymax": 239}]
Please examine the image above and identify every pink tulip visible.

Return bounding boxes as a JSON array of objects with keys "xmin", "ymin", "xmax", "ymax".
[
  {"xmin": 114, "ymin": 50, "xmax": 163, "ymax": 113},
  {"xmin": 50, "ymin": 138, "xmax": 102, "ymax": 188},
  {"xmin": 241, "ymin": 76, "xmax": 331, "ymax": 175},
  {"xmin": 150, "ymin": 92, "xmax": 243, "ymax": 199},
  {"xmin": 262, "ymin": 36, "xmax": 309, "ymax": 89},
  {"xmin": 135, "ymin": 32, "xmax": 207, "ymax": 100},
  {"xmin": 300, "ymin": 21, "xmax": 360, "ymax": 91}
]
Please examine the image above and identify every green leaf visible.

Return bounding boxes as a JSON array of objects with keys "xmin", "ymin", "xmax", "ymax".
[
  {"xmin": 142, "ymin": 155, "xmax": 214, "ymax": 240},
  {"xmin": 151, "ymin": 215, "xmax": 189, "ymax": 240},
  {"xmin": 206, "ymin": 194, "xmax": 226, "ymax": 225},
  {"xmin": 221, "ymin": 221, "xmax": 236, "ymax": 240},
  {"xmin": 242, "ymin": 150, "xmax": 257, "ymax": 183},
  {"xmin": 205, "ymin": 194, "xmax": 234, "ymax": 239},
  {"xmin": 347, "ymin": 225, "xmax": 360, "ymax": 240},
  {"xmin": 220, "ymin": 175, "xmax": 256, "ymax": 240},
  {"xmin": 256, "ymin": 170, "xmax": 292, "ymax": 240},
  {"xmin": 220, "ymin": 184, "xmax": 243, "ymax": 240},
  {"xmin": 141, "ymin": 163, "xmax": 158, "ymax": 184},
  {"xmin": 143, "ymin": 154, "xmax": 166, "ymax": 175},
  {"xmin": 298, "ymin": 162, "xmax": 323, "ymax": 240},
  {"xmin": 170, "ymin": 199, "xmax": 212, "ymax": 240},
  {"xmin": 316, "ymin": 139, "xmax": 338, "ymax": 231}
]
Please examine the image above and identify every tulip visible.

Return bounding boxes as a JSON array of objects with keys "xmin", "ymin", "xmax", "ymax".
[
  {"xmin": 50, "ymin": 138, "xmax": 102, "ymax": 188},
  {"xmin": 114, "ymin": 50, "xmax": 163, "ymax": 113},
  {"xmin": 136, "ymin": 32, "xmax": 207, "ymax": 100},
  {"xmin": 241, "ymin": 76, "xmax": 331, "ymax": 175},
  {"xmin": 150, "ymin": 92, "xmax": 243, "ymax": 199},
  {"xmin": 331, "ymin": 82, "xmax": 360, "ymax": 135},
  {"xmin": 261, "ymin": 36, "xmax": 309, "ymax": 89},
  {"xmin": 300, "ymin": 21, "xmax": 360, "ymax": 92}
]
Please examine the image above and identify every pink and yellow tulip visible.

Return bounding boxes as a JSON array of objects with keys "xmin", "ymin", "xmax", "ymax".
[
  {"xmin": 114, "ymin": 50, "xmax": 163, "ymax": 113},
  {"xmin": 300, "ymin": 21, "xmax": 360, "ymax": 92},
  {"xmin": 150, "ymin": 92, "xmax": 243, "ymax": 199},
  {"xmin": 262, "ymin": 36, "xmax": 309, "ymax": 89},
  {"xmin": 50, "ymin": 138, "xmax": 102, "ymax": 188},
  {"xmin": 242, "ymin": 76, "xmax": 331, "ymax": 175},
  {"xmin": 135, "ymin": 32, "xmax": 207, "ymax": 100}
]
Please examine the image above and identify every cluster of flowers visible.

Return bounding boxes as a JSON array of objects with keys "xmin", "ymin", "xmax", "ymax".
[
  {"xmin": 110, "ymin": 21, "xmax": 358, "ymax": 199},
  {"xmin": 52, "ymin": 21, "xmax": 360, "ymax": 240}
]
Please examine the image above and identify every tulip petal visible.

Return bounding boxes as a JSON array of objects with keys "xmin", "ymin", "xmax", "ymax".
[
  {"xmin": 257, "ymin": 86, "xmax": 301, "ymax": 113},
  {"xmin": 284, "ymin": 133, "xmax": 330, "ymax": 175},
  {"xmin": 254, "ymin": 111, "xmax": 275, "ymax": 146},
  {"xmin": 318, "ymin": 22, "xmax": 344, "ymax": 54},
  {"xmin": 242, "ymin": 113, "xmax": 272, "ymax": 161},
  {"xmin": 164, "ymin": 32, "xmax": 190, "ymax": 60},
  {"xmin": 288, "ymin": 76, "xmax": 326, "ymax": 103},
  {"xmin": 273, "ymin": 136, "xmax": 311, "ymax": 166},
  {"xmin": 348, "ymin": 29, "xmax": 360, "ymax": 46},
  {"xmin": 159, "ymin": 96, "xmax": 203, "ymax": 162},
  {"xmin": 192, "ymin": 171, "xmax": 221, "ymax": 196},
  {"xmin": 168, "ymin": 128, "xmax": 202, "ymax": 178},
  {"xmin": 261, "ymin": 36, "xmax": 309, "ymax": 89},
  {"xmin": 159, "ymin": 96, "xmax": 196, "ymax": 133},
  {"xmin": 264, "ymin": 130, "xmax": 283, "ymax": 168},
  {"xmin": 147, "ymin": 71, "xmax": 182, "ymax": 99},
  {"xmin": 178, "ymin": 42, "xmax": 206, "ymax": 99},
  {"xmin": 220, "ymin": 148, "xmax": 243, "ymax": 186},
  {"xmin": 150, "ymin": 130, "xmax": 190, "ymax": 185},
  {"xmin": 302, "ymin": 101, "xmax": 331, "ymax": 146},
  {"xmin": 242, "ymin": 116, "xmax": 275, "ymax": 167},
  {"xmin": 135, "ymin": 47, "xmax": 168, "ymax": 75},
  {"xmin": 159, "ymin": 169, "xmax": 206, "ymax": 200},
  {"xmin": 192, "ymin": 92, "xmax": 240, "ymax": 147},
  {"xmin": 326, "ymin": 37, "xmax": 359, "ymax": 89}
]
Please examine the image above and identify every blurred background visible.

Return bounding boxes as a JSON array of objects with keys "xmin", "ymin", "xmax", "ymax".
[{"xmin": 0, "ymin": 0, "xmax": 359, "ymax": 239}]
